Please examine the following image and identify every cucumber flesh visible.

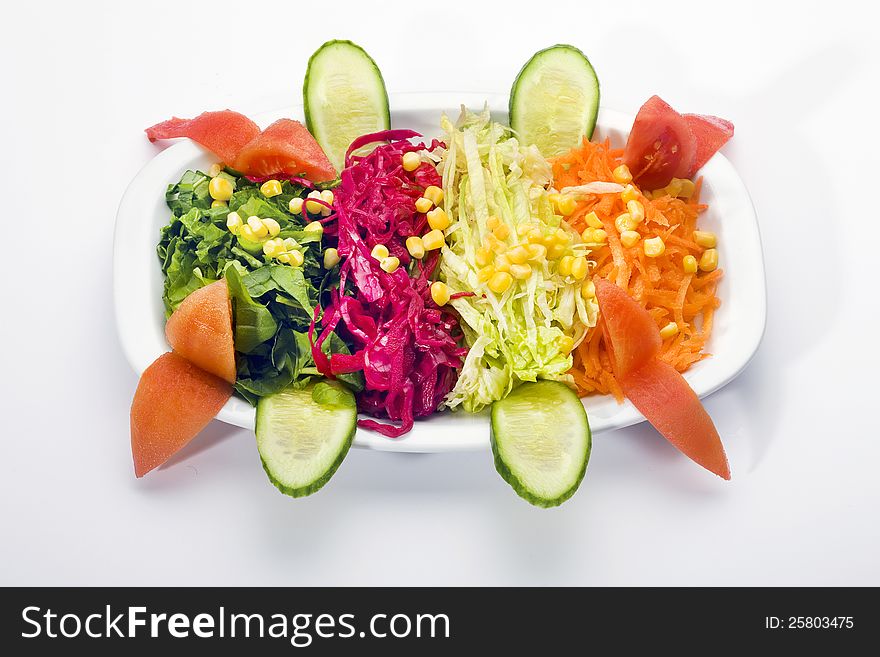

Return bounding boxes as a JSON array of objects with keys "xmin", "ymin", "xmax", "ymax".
[
  {"xmin": 303, "ymin": 40, "xmax": 390, "ymax": 171},
  {"xmin": 255, "ymin": 381, "xmax": 357, "ymax": 498},
  {"xmin": 490, "ymin": 381, "xmax": 591, "ymax": 507},
  {"xmin": 509, "ymin": 44, "xmax": 600, "ymax": 158}
]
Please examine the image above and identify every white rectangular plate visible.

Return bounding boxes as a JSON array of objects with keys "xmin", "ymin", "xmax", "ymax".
[{"xmin": 114, "ymin": 92, "xmax": 765, "ymax": 452}]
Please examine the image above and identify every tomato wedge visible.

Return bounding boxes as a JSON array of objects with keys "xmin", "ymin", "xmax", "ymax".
[
  {"xmin": 623, "ymin": 96, "xmax": 696, "ymax": 190},
  {"xmin": 593, "ymin": 278, "xmax": 730, "ymax": 480},
  {"xmin": 683, "ymin": 113, "xmax": 735, "ymax": 177},
  {"xmin": 233, "ymin": 119, "xmax": 337, "ymax": 183},
  {"xmin": 145, "ymin": 110, "xmax": 260, "ymax": 165}
]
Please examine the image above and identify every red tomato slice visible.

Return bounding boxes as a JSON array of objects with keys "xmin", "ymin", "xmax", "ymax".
[
  {"xmin": 594, "ymin": 278, "xmax": 661, "ymax": 380},
  {"xmin": 683, "ymin": 113, "xmax": 735, "ymax": 177},
  {"xmin": 145, "ymin": 110, "xmax": 260, "ymax": 165},
  {"xmin": 623, "ymin": 96, "xmax": 697, "ymax": 190},
  {"xmin": 233, "ymin": 119, "xmax": 337, "ymax": 183}
]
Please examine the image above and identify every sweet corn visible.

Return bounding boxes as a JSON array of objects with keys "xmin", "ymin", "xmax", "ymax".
[
  {"xmin": 517, "ymin": 224, "xmax": 533, "ymax": 237},
  {"xmin": 287, "ymin": 250, "xmax": 305, "ymax": 267},
  {"xmin": 289, "ymin": 197, "xmax": 304, "ymax": 214},
  {"xmin": 559, "ymin": 335, "xmax": 575, "ymax": 354},
  {"xmin": 209, "ymin": 176, "xmax": 234, "ymax": 201},
  {"xmin": 406, "ymin": 236, "xmax": 426, "ymax": 260},
  {"xmin": 660, "ymin": 322, "xmax": 679, "ymax": 340},
  {"xmin": 402, "ymin": 151, "xmax": 420, "ymax": 172},
  {"xmin": 304, "ymin": 221, "xmax": 324, "ymax": 236},
  {"xmin": 584, "ymin": 211, "xmax": 604, "ymax": 229},
  {"xmin": 415, "ymin": 197, "xmax": 433, "ymax": 213},
  {"xmin": 487, "ymin": 235, "xmax": 507, "ymax": 254},
  {"xmin": 305, "ymin": 190, "xmax": 324, "ymax": 214},
  {"xmin": 208, "ymin": 163, "xmax": 223, "ymax": 178},
  {"xmin": 507, "ymin": 245, "xmax": 529, "ymax": 264},
  {"xmin": 664, "ymin": 178, "xmax": 683, "ymax": 198},
  {"xmin": 555, "ymin": 194, "xmax": 577, "ymax": 216},
  {"xmin": 644, "ymin": 236, "xmax": 666, "ymax": 257},
  {"xmin": 570, "ymin": 257, "xmax": 588, "ymax": 280},
  {"xmin": 487, "ymin": 271, "xmax": 513, "ymax": 294},
  {"xmin": 592, "ymin": 229, "xmax": 607, "ymax": 243},
  {"xmin": 475, "ymin": 245, "xmax": 492, "ymax": 267},
  {"xmin": 226, "ymin": 212, "xmax": 243, "ymax": 234},
  {"xmin": 263, "ymin": 239, "xmax": 282, "ymax": 257},
  {"xmin": 238, "ymin": 224, "xmax": 257, "ymax": 242},
  {"xmin": 615, "ymin": 212, "xmax": 637, "ymax": 233},
  {"xmin": 486, "ymin": 215, "xmax": 501, "ymax": 231},
  {"xmin": 247, "ymin": 216, "xmax": 269, "ymax": 238},
  {"xmin": 427, "ymin": 208, "xmax": 451, "ymax": 231},
  {"xmin": 211, "ymin": 200, "xmax": 227, "ymax": 209},
  {"xmin": 510, "ymin": 263, "xmax": 532, "ymax": 280},
  {"xmin": 527, "ymin": 244, "xmax": 547, "ymax": 261},
  {"xmin": 677, "ymin": 178, "xmax": 696, "ymax": 199},
  {"xmin": 430, "ymin": 281, "xmax": 450, "ymax": 306},
  {"xmin": 424, "ymin": 185, "xmax": 444, "ymax": 205},
  {"xmin": 627, "ymin": 200, "xmax": 645, "ymax": 223},
  {"xmin": 693, "ymin": 231, "xmax": 717, "ymax": 248},
  {"xmin": 422, "ymin": 229, "xmax": 445, "ymax": 251},
  {"xmin": 323, "ymin": 248, "xmax": 340, "ymax": 268},
  {"xmin": 620, "ymin": 184, "xmax": 639, "ymax": 204},
  {"xmin": 699, "ymin": 248, "xmax": 718, "ymax": 272},
  {"xmin": 620, "ymin": 230, "xmax": 641, "ymax": 248},
  {"xmin": 546, "ymin": 243, "xmax": 567, "ymax": 260},
  {"xmin": 371, "ymin": 244, "xmax": 389, "ymax": 260},
  {"xmin": 493, "ymin": 223, "xmax": 511, "ymax": 240},
  {"xmin": 261, "ymin": 218, "xmax": 280, "ymax": 237},
  {"xmin": 380, "ymin": 256, "xmax": 400, "ymax": 273},
  {"xmin": 283, "ymin": 237, "xmax": 299, "ymax": 251},
  {"xmin": 477, "ymin": 265, "xmax": 495, "ymax": 283},
  {"xmin": 612, "ymin": 164, "xmax": 633, "ymax": 184},
  {"xmin": 682, "ymin": 254, "xmax": 698, "ymax": 274},
  {"xmin": 494, "ymin": 254, "xmax": 511, "ymax": 273},
  {"xmin": 555, "ymin": 227, "xmax": 571, "ymax": 244},
  {"xmin": 260, "ymin": 179, "xmax": 282, "ymax": 198},
  {"xmin": 581, "ymin": 280, "xmax": 596, "ymax": 299},
  {"xmin": 276, "ymin": 253, "xmax": 291, "ymax": 264},
  {"xmin": 320, "ymin": 189, "xmax": 334, "ymax": 206},
  {"xmin": 558, "ymin": 256, "xmax": 574, "ymax": 277}
]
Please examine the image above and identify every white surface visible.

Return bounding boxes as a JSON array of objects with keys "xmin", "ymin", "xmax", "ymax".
[
  {"xmin": 115, "ymin": 95, "xmax": 764, "ymax": 450},
  {"xmin": 2, "ymin": 0, "xmax": 879, "ymax": 586}
]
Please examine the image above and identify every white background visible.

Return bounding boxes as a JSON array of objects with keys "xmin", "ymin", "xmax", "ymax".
[{"xmin": 2, "ymin": 0, "xmax": 878, "ymax": 586}]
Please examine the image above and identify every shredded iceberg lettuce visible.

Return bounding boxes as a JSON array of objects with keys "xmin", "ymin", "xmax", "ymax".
[{"xmin": 438, "ymin": 107, "xmax": 599, "ymax": 412}]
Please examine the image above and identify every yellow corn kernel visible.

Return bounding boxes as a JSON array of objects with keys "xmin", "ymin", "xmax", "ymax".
[
  {"xmin": 554, "ymin": 227, "xmax": 571, "ymax": 244},
  {"xmin": 507, "ymin": 245, "xmax": 529, "ymax": 264},
  {"xmin": 211, "ymin": 200, "xmax": 227, "ymax": 209},
  {"xmin": 422, "ymin": 229, "xmax": 445, "ymax": 251},
  {"xmin": 276, "ymin": 252, "xmax": 291, "ymax": 264},
  {"xmin": 699, "ymin": 248, "xmax": 718, "ymax": 272},
  {"xmin": 546, "ymin": 243, "xmax": 567, "ymax": 260},
  {"xmin": 677, "ymin": 178, "xmax": 696, "ymax": 199},
  {"xmin": 289, "ymin": 197, "xmax": 304, "ymax": 214},
  {"xmin": 402, "ymin": 151, "xmax": 421, "ymax": 172},
  {"xmin": 226, "ymin": 211, "xmax": 243, "ymax": 234},
  {"xmin": 620, "ymin": 184, "xmax": 639, "ymax": 204},
  {"xmin": 406, "ymin": 236, "xmax": 426, "ymax": 260},
  {"xmin": 493, "ymin": 223, "xmax": 511, "ymax": 240},
  {"xmin": 693, "ymin": 230, "xmax": 717, "ymax": 248},
  {"xmin": 527, "ymin": 243, "xmax": 547, "ymax": 261},
  {"xmin": 627, "ymin": 200, "xmax": 645, "ymax": 223},
  {"xmin": 415, "ymin": 197, "xmax": 433, "ymax": 213},
  {"xmin": 238, "ymin": 224, "xmax": 257, "ymax": 241},
  {"xmin": 283, "ymin": 237, "xmax": 299, "ymax": 251},
  {"xmin": 304, "ymin": 221, "xmax": 324, "ymax": 236},
  {"xmin": 559, "ymin": 335, "xmax": 575, "ymax": 354},
  {"xmin": 664, "ymin": 178, "xmax": 683, "ymax": 198},
  {"xmin": 487, "ymin": 271, "xmax": 513, "ymax": 294},
  {"xmin": 208, "ymin": 163, "xmax": 223, "ymax": 178},
  {"xmin": 555, "ymin": 194, "xmax": 577, "ymax": 216},
  {"xmin": 570, "ymin": 257, "xmax": 588, "ymax": 280},
  {"xmin": 615, "ymin": 212, "xmax": 637, "ymax": 233},
  {"xmin": 305, "ymin": 190, "xmax": 324, "ymax": 214},
  {"xmin": 620, "ymin": 230, "xmax": 641, "ymax": 248},
  {"xmin": 323, "ymin": 248, "xmax": 340, "ymax": 268},
  {"xmin": 612, "ymin": 164, "xmax": 633, "ymax": 184},
  {"xmin": 494, "ymin": 254, "xmax": 511, "ymax": 273},
  {"xmin": 430, "ymin": 281, "xmax": 450, "ymax": 306},
  {"xmin": 475, "ymin": 245, "xmax": 492, "ymax": 267},
  {"xmin": 558, "ymin": 256, "xmax": 574, "ymax": 277},
  {"xmin": 659, "ymin": 322, "xmax": 679, "ymax": 340},
  {"xmin": 486, "ymin": 215, "xmax": 501, "ymax": 231},
  {"xmin": 643, "ymin": 236, "xmax": 666, "ymax": 257},
  {"xmin": 247, "ymin": 216, "xmax": 268, "ymax": 238},
  {"xmin": 288, "ymin": 250, "xmax": 305, "ymax": 267},
  {"xmin": 427, "ymin": 208, "xmax": 451, "ymax": 231},
  {"xmin": 261, "ymin": 218, "xmax": 280, "ymax": 237},
  {"xmin": 263, "ymin": 239, "xmax": 281, "ymax": 257},
  {"xmin": 477, "ymin": 265, "xmax": 495, "ymax": 283},
  {"xmin": 581, "ymin": 280, "xmax": 596, "ymax": 299},
  {"xmin": 260, "ymin": 179, "xmax": 283, "ymax": 198},
  {"xmin": 208, "ymin": 176, "xmax": 234, "ymax": 201},
  {"xmin": 592, "ymin": 229, "xmax": 607, "ymax": 243},
  {"xmin": 516, "ymin": 224, "xmax": 533, "ymax": 237},
  {"xmin": 487, "ymin": 235, "xmax": 507, "ymax": 254},
  {"xmin": 380, "ymin": 256, "xmax": 400, "ymax": 273},
  {"xmin": 423, "ymin": 185, "xmax": 444, "ymax": 206},
  {"xmin": 371, "ymin": 244, "xmax": 389, "ymax": 260},
  {"xmin": 580, "ymin": 228, "xmax": 594, "ymax": 242},
  {"xmin": 526, "ymin": 229, "xmax": 543, "ymax": 244},
  {"xmin": 510, "ymin": 263, "xmax": 532, "ymax": 280},
  {"xmin": 682, "ymin": 254, "xmax": 698, "ymax": 274},
  {"xmin": 320, "ymin": 189, "xmax": 334, "ymax": 206},
  {"xmin": 584, "ymin": 211, "xmax": 604, "ymax": 229}
]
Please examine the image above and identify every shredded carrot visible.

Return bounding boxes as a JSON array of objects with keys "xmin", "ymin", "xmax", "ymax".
[{"xmin": 553, "ymin": 139, "xmax": 723, "ymax": 400}]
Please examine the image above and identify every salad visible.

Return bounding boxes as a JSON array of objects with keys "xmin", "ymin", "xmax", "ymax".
[{"xmin": 129, "ymin": 40, "xmax": 734, "ymax": 507}]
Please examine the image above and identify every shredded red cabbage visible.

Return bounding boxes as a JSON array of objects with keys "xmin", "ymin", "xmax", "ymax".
[{"xmin": 309, "ymin": 131, "xmax": 466, "ymax": 437}]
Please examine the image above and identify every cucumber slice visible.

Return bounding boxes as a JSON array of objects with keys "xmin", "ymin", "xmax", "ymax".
[
  {"xmin": 255, "ymin": 381, "xmax": 357, "ymax": 498},
  {"xmin": 509, "ymin": 44, "xmax": 600, "ymax": 158},
  {"xmin": 490, "ymin": 381, "xmax": 591, "ymax": 507},
  {"xmin": 303, "ymin": 40, "xmax": 390, "ymax": 172}
]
